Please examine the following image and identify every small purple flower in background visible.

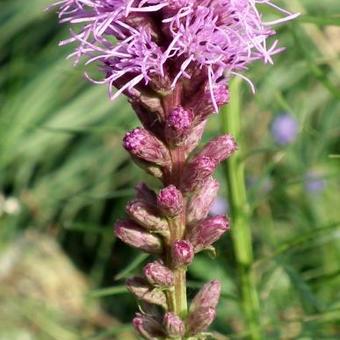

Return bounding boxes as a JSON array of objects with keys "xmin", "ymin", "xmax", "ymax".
[
  {"xmin": 305, "ymin": 171, "xmax": 327, "ymax": 193},
  {"xmin": 247, "ymin": 175, "xmax": 273, "ymax": 194},
  {"xmin": 271, "ymin": 113, "xmax": 299, "ymax": 145},
  {"xmin": 210, "ymin": 197, "xmax": 229, "ymax": 216}
]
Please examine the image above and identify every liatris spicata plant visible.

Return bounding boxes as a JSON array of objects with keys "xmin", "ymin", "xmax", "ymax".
[{"xmin": 51, "ymin": 1, "xmax": 298, "ymax": 338}]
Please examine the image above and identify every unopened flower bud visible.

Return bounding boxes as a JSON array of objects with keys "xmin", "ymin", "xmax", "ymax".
[
  {"xmin": 187, "ymin": 177, "xmax": 220, "ymax": 224},
  {"xmin": 123, "ymin": 127, "xmax": 171, "ymax": 167},
  {"xmin": 126, "ymin": 199, "xmax": 169, "ymax": 237},
  {"xmin": 190, "ymin": 280, "xmax": 221, "ymax": 310},
  {"xmin": 144, "ymin": 261, "xmax": 174, "ymax": 287},
  {"xmin": 133, "ymin": 313, "xmax": 165, "ymax": 339},
  {"xmin": 115, "ymin": 220, "xmax": 163, "ymax": 254},
  {"xmin": 172, "ymin": 240, "xmax": 194, "ymax": 267},
  {"xmin": 199, "ymin": 134, "xmax": 237, "ymax": 164},
  {"xmin": 187, "ymin": 306, "xmax": 216, "ymax": 335},
  {"xmin": 163, "ymin": 312, "xmax": 185, "ymax": 338},
  {"xmin": 191, "ymin": 84, "xmax": 230, "ymax": 123},
  {"xmin": 165, "ymin": 106, "xmax": 194, "ymax": 146},
  {"xmin": 126, "ymin": 277, "xmax": 168, "ymax": 309},
  {"xmin": 181, "ymin": 156, "xmax": 216, "ymax": 192},
  {"xmin": 135, "ymin": 182, "xmax": 157, "ymax": 206},
  {"xmin": 186, "ymin": 215, "xmax": 230, "ymax": 252},
  {"xmin": 157, "ymin": 185, "xmax": 184, "ymax": 217},
  {"xmin": 183, "ymin": 121, "xmax": 206, "ymax": 154}
]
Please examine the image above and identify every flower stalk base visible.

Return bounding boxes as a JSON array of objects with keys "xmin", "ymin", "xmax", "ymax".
[{"xmin": 221, "ymin": 79, "xmax": 262, "ymax": 340}]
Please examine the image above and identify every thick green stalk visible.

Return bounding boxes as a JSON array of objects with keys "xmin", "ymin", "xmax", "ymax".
[
  {"xmin": 168, "ymin": 147, "xmax": 188, "ymax": 319},
  {"xmin": 220, "ymin": 79, "xmax": 262, "ymax": 340}
]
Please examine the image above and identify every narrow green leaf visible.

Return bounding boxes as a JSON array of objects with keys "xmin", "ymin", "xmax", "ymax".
[
  {"xmin": 63, "ymin": 222, "xmax": 108, "ymax": 234},
  {"xmin": 282, "ymin": 263, "xmax": 323, "ymax": 313},
  {"xmin": 255, "ymin": 222, "xmax": 340, "ymax": 265},
  {"xmin": 87, "ymin": 286, "xmax": 127, "ymax": 298},
  {"xmin": 299, "ymin": 15, "xmax": 340, "ymax": 26},
  {"xmin": 114, "ymin": 253, "xmax": 149, "ymax": 280}
]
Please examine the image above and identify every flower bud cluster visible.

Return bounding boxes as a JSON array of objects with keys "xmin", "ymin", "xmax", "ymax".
[
  {"xmin": 113, "ymin": 73, "xmax": 236, "ymax": 338},
  {"xmin": 115, "ymin": 107, "xmax": 234, "ymax": 337},
  {"xmin": 115, "ymin": 121, "xmax": 234, "ymax": 338}
]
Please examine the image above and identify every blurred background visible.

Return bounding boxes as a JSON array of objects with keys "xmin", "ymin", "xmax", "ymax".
[{"xmin": 0, "ymin": 0, "xmax": 339, "ymax": 339}]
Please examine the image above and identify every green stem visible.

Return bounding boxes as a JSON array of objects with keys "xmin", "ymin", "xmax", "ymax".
[
  {"xmin": 162, "ymin": 90, "xmax": 188, "ymax": 321},
  {"xmin": 221, "ymin": 79, "xmax": 262, "ymax": 340},
  {"xmin": 168, "ymin": 147, "xmax": 188, "ymax": 318},
  {"xmin": 174, "ymin": 267, "xmax": 187, "ymax": 318}
]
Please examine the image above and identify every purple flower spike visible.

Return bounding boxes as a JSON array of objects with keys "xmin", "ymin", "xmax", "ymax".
[
  {"xmin": 165, "ymin": 106, "xmax": 194, "ymax": 146},
  {"xmin": 123, "ymin": 127, "xmax": 170, "ymax": 167},
  {"xmin": 187, "ymin": 177, "xmax": 220, "ymax": 224},
  {"xmin": 157, "ymin": 185, "xmax": 184, "ymax": 217},
  {"xmin": 271, "ymin": 113, "xmax": 299, "ymax": 145},
  {"xmin": 115, "ymin": 220, "xmax": 163, "ymax": 254},
  {"xmin": 186, "ymin": 215, "xmax": 230, "ymax": 252},
  {"xmin": 172, "ymin": 240, "xmax": 194, "ymax": 267},
  {"xmin": 144, "ymin": 261, "xmax": 174, "ymax": 288},
  {"xmin": 133, "ymin": 313, "xmax": 165, "ymax": 340},
  {"xmin": 52, "ymin": 0, "xmax": 298, "ymax": 334},
  {"xmin": 163, "ymin": 312, "xmax": 185, "ymax": 338}
]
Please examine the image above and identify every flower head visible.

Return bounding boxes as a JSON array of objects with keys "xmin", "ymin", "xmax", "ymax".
[{"xmin": 53, "ymin": 0, "xmax": 298, "ymax": 108}]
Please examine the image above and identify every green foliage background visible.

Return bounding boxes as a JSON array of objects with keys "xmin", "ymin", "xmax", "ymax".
[{"xmin": 0, "ymin": 0, "xmax": 339, "ymax": 338}]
